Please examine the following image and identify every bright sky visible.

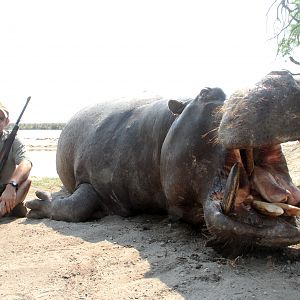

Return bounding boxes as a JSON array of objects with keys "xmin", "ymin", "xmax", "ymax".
[{"xmin": 0, "ymin": 0, "xmax": 296, "ymax": 123}]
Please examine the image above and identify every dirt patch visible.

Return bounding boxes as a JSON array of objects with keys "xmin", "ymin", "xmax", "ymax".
[
  {"xmin": 2, "ymin": 215, "xmax": 300, "ymax": 300},
  {"xmin": 0, "ymin": 142, "xmax": 300, "ymax": 299}
]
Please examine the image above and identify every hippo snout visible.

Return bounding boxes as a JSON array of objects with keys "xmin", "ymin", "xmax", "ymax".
[
  {"xmin": 218, "ymin": 70, "xmax": 300, "ymax": 148},
  {"xmin": 204, "ymin": 71, "xmax": 300, "ymax": 251}
]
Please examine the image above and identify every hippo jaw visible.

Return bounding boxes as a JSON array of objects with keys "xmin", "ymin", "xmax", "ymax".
[
  {"xmin": 203, "ymin": 149, "xmax": 300, "ymax": 249},
  {"xmin": 204, "ymin": 71, "xmax": 300, "ymax": 251}
]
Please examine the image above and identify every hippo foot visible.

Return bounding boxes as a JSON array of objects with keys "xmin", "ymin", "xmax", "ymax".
[
  {"xmin": 26, "ymin": 184, "xmax": 103, "ymax": 222},
  {"xmin": 35, "ymin": 190, "xmax": 52, "ymax": 201},
  {"xmin": 25, "ymin": 198, "xmax": 52, "ymax": 219}
]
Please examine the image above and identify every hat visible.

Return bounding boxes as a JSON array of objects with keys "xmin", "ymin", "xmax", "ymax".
[{"xmin": 0, "ymin": 102, "xmax": 9, "ymax": 118}]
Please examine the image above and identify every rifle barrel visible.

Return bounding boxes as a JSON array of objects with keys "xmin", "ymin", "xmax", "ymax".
[{"xmin": 15, "ymin": 96, "xmax": 31, "ymax": 125}]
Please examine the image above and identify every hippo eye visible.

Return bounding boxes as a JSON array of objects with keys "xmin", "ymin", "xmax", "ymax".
[{"xmin": 200, "ymin": 87, "xmax": 212, "ymax": 97}]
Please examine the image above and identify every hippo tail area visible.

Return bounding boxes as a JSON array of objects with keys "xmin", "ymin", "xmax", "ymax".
[{"xmin": 55, "ymin": 104, "xmax": 99, "ymax": 193}]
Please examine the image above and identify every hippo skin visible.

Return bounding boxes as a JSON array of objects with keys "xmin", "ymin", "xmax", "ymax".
[{"xmin": 26, "ymin": 71, "xmax": 300, "ymax": 251}]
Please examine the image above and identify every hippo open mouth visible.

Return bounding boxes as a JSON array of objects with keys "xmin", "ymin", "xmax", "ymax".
[{"xmin": 204, "ymin": 71, "xmax": 300, "ymax": 249}]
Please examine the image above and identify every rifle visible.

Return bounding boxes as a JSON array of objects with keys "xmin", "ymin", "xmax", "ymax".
[{"xmin": 0, "ymin": 96, "xmax": 31, "ymax": 174}]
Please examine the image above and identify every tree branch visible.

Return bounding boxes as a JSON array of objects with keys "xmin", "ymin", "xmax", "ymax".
[{"xmin": 289, "ymin": 56, "xmax": 300, "ymax": 65}]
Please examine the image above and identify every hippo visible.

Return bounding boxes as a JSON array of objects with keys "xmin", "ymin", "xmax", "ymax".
[{"xmin": 26, "ymin": 71, "xmax": 300, "ymax": 252}]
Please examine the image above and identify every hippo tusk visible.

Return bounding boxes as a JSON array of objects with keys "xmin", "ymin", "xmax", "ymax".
[
  {"xmin": 240, "ymin": 148, "xmax": 254, "ymax": 176},
  {"xmin": 221, "ymin": 162, "xmax": 240, "ymax": 214}
]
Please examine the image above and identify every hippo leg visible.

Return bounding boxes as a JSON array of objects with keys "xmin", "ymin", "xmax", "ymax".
[
  {"xmin": 26, "ymin": 183, "xmax": 103, "ymax": 222},
  {"xmin": 26, "ymin": 197, "xmax": 52, "ymax": 219}
]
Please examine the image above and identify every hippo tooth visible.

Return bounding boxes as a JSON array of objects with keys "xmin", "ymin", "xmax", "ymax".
[
  {"xmin": 240, "ymin": 148, "xmax": 254, "ymax": 176},
  {"xmin": 221, "ymin": 162, "xmax": 240, "ymax": 214},
  {"xmin": 273, "ymin": 202, "xmax": 300, "ymax": 217},
  {"xmin": 251, "ymin": 200, "xmax": 284, "ymax": 217}
]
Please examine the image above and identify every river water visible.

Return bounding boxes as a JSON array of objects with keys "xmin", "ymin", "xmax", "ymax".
[{"xmin": 18, "ymin": 130, "xmax": 61, "ymax": 177}]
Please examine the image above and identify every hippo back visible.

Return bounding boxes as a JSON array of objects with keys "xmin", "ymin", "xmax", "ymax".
[{"xmin": 56, "ymin": 98, "xmax": 178, "ymax": 215}]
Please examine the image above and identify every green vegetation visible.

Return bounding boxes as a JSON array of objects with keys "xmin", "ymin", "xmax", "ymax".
[
  {"xmin": 270, "ymin": 0, "xmax": 300, "ymax": 60},
  {"xmin": 26, "ymin": 177, "xmax": 63, "ymax": 200}
]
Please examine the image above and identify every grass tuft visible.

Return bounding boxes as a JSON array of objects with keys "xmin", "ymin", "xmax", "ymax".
[{"xmin": 26, "ymin": 176, "xmax": 63, "ymax": 200}]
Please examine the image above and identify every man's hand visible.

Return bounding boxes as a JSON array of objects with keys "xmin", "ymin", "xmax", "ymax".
[{"xmin": 0, "ymin": 184, "xmax": 17, "ymax": 214}]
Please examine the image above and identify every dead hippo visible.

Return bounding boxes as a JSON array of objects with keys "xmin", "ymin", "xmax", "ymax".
[{"xmin": 26, "ymin": 70, "xmax": 300, "ymax": 251}]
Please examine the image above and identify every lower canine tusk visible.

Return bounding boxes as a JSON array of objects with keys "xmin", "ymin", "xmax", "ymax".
[{"xmin": 221, "ymin": 162, "xmax": 241, "ymax": 214}]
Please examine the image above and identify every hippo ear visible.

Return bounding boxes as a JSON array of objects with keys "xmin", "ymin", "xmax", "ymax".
[
  {"xmin": 168, "ymin": 100, "xmax": 185, "ymax": 115},
  {"xmin": 199, "ymin": 87, "xmax": 212, "ymax": 97}
]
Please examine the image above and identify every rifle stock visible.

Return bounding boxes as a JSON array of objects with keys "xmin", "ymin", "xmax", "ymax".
[{"xmin": 0, "ymin": 97, "xmax": 31, "ymax": 175}]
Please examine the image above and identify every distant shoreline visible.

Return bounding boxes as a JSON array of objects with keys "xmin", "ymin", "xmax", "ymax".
[
  {"xmin": 10, "ymin": 123, "xmax": 66, "ymax": 130},
  {"xmin": 27, "ymin": 145, "xmax": 57, "ymax": 151}
]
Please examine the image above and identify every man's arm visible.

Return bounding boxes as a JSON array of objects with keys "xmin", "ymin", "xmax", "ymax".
[
  {"xmin": 0, "ymin": 159, "xmax": 32, "ymax": 214},
  {"xmin": 9, "ymin": 159, "xmax": 32, "ymax": 185}
]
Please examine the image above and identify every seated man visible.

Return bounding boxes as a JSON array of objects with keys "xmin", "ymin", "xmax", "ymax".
[{"xmin": 0, "ymin": 102, "xmax": 32, "ymax": 217}]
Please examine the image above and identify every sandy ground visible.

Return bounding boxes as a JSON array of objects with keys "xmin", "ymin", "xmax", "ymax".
[{"xmin": 1, "ymin": 143, "xmax": 300, "ymax": 299}]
